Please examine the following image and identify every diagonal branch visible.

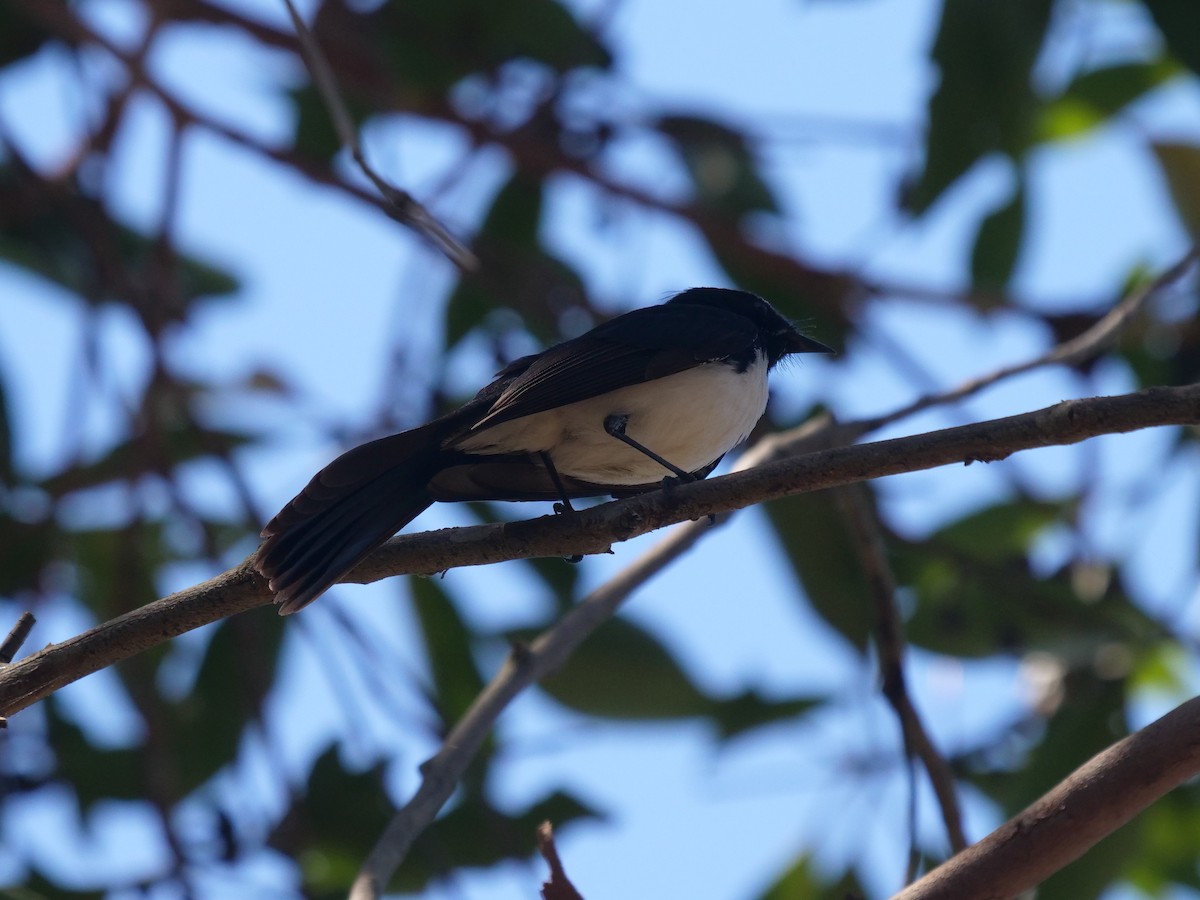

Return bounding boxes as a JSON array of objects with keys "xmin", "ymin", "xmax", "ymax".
[
  {"xmin": 858, "ymin": 243, "xmax": 1199, "ymax": 434},
  {"xmin": 894, "ymin": 693, "xmax": 1200, "ymax": 899},
  {"xmin": 279, "ymin": 0, "xmax": 477, "ymax": 271},
  {"xmin": 1, "ymin": 384, "xmax": 1195, "ymax": 729},
  {"xmin": 348, "ymin": 515, "xmax": 693, "ymax": 900},
  {"xmin": 835, "ymin": 485, "xmax": 967, "ymax": 869}
]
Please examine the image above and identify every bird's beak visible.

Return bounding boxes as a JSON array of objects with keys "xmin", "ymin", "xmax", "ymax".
[{"xmin": 787, "ymin": 332, "xmax": 835, "ymax": 355}]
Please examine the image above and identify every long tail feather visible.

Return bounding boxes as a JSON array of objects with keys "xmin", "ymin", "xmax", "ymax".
[{"xmin": 256, "ymin": 425, "xmax": 446, "ymax": 614}]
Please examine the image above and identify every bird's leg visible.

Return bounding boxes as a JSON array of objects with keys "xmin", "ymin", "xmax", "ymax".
[
  {"xmin": 539, "ymin": 451, "xmax": 582, "ymax": 563},
  {"xmin": 539, "ymin": 451, "xmax": 576, "ymax": 514},
  {"xmin": 602, "ymin": 414, "xmax": 695, "ymax": 485}
]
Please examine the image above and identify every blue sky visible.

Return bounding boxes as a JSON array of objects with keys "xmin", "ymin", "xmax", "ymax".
[{"xmin": 2, "ymin": 0, "xmax": 1199, "ymax": 897}]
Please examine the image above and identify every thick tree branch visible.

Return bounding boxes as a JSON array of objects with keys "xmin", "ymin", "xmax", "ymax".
[
  {"xmin": 1, "ymin": 384, "xmax": 1196, "ymax": 719},
  {"xmin": 895, "ymin": 693, "xmax": 1200, "ymax": 899}
]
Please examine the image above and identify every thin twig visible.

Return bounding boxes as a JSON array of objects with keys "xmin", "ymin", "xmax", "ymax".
[
  {"xmin": 862, "ymin": 244, "xmax": 1200, "ymax": 434},
  {"xmin": 279, "ymin": 0, "xmax": 477, "ymax": 271},
  {"xmin": 835, "ymin": 486, "xmax": 967, "ymax": 864},
  {"xmin": 536, "ymin": 821, "xmax": 585, "ymax": 900},
  {"xmin": 0, "ymin": 612, "xmax": 35, "ymax": 664}
]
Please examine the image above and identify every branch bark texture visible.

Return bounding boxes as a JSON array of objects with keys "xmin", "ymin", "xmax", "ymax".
[
  {"xmin": 1, "ymin": 384, "xmax": 1196, "ymax": 717},
  {"xmin": 895, "ymin": 694, "xmax": 1200, "ymax": 899}
]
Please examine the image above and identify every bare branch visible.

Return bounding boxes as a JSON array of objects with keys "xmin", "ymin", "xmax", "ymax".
[
  {"xmin": 0, "ymin": 612, "xmax": 35, "ymax": 665},
  {"xmin": 895, "ymin": 694, "xmax": 1200, "ymax": 899},
  {"xmin": 279, "ymin": 0, "xmax": 477, "ymax": 271},
  {"xmin": 0, "ymin": 384, "xmax": 1196, "ymax": 719},
  {"xmin": 537, "ymin": 822, "xmax": 585, "ymax": 900},
  {"xmin": 835, "ymin": 486, "xmax": 967, "ymax": 865},
  {"xmin": 860, "ymin": 243, "xmax": 1199, "ymax": 434},
  {"xmin": 347, "ymin": 523, "xmax": 690, "ymax": 899}
]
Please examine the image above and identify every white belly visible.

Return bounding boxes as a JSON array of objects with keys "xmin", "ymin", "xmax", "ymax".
[{"xmin": 451, "ymin": 354, "xmax": 770, "ymax": 484}]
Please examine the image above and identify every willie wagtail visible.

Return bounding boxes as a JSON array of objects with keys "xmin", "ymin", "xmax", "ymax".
[{"xmin": 256, "ymin": 287, "xmax": 832, "ymax": 613}]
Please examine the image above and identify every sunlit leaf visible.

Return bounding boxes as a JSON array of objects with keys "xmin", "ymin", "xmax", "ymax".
[
  {"xmin": 1037, "ymin": 59, "xmax": 1180, "ymax": 142},
  {"xmin": 1124, "ymin": 784, "xmax": 1200, "ymax": 892},
  {"xmin": 756, "ymin": 851, "xmax": 864, "ymax": 900}
]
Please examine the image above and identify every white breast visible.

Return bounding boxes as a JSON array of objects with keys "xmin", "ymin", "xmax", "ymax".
[{"xmin": 452, "ymin": 353, "xmax": 770, "ymax": 484}]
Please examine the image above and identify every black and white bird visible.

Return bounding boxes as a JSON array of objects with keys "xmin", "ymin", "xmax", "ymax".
[{"xmin": 256, "ymin": 287, "xmax": 832, "ymax": 613}]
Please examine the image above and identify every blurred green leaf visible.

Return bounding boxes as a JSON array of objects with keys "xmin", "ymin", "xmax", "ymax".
[
  {"xmin": 903, "ymin": 545, "xmax": 1156, "ymax": 660},
  {"xmin": 659, "ymin": 114, "xmax": 779, "ymax": 219},
  {"xmin": 524, "ymin": 555, "xmax": 581, "ymax": 609},
  {"xmin": 445, "ymin": 172, "xmax": 587, "ymax": 347},
  {"xmin": 446, "ymin": 173, "xmax": 544, "ymax": 345},
  {"xmin": 411, "ymin": 577, "xmax": 486, "ymax": 727},
  {"xmin": 274, "ymin": 745, "xmax": 394, "ymax": 892},
  {"xmin": 934, "ymin": 498, "xmax": 1063, "ymax": 565},
  {"xmin": 0, "ymin": 356, "xmax": 11, "ymax": 487},
  {"xmin": 67, "ymin": 524, "xmax": 163, "ymax": 616},
  {"xmin": 166, "ymin": 617, "xmax": 283, "ymax": 794},
  {"xmin": 1141, "ymin": 0, "xmax": 1200, "ymax": 77},
  {"xmin": 39, "ymin": 422, "xmax": 253, "ymax": 498},
  {"xmin": 712, "ymin": 689, "xmax": 818, "ymax": 741},
  {"xmin": 1152, "ymin": 142, "xmax": 1200, "ymax": 236},
  {"xmin": 289, "ymin": 85, "xmax": 370, "ymax": 162},
  {"xmin": 397, "ymin": 789, "xmax": 601, "ymax": 893},
  {"xmin": 314, "ymin": 0, "xmax": 611, "ymax": 100},
  {"xmin": 0, "ymin": 869, "xmax": 105, "ymax": 900},
  {"xmin": 47, "ymin": 701, "xmax": 144, "ymax": 812},
  {"xmin": 898, "ymin": 498, "xmax": 1166, "ymax": 659},
  {"xmin": 765, "ymin": 492, "xmax": 873, "ymax": 653},
  {"xmin": 534, "ymin": 615, "xmax": 713, "ymax": 719},
  {"xmin": 1129, "ymin": 641, "xmax": 1191, "ymax": 695},
  {"xmin": 970, "ymin": 177, "xmax": 1026, "ymax": 291},
  {"xmin": 1124, "ymin": 784, "xmax": 1200, "ymax": 892},
  {"xmin": 518, "ymin": 615, "xmax": 816, "ymax": 736},
  {"xmin": 906, "ymin": 0, "xmax": 1052, "ymax": 214},
  {"xmin": 0, "ymin": 5, "xmax": 53, "ymax": 67},
  {"xmin": 757, "ymin": 852, "xmax": 864, "ymax": 900},
  {"xmin": 1036, "ymin": 818, "xmax": 1140, "ymax": 900},
  {"xmin": 0, "ymin": 512, "xmax": 53, "ymax": 596},
  {"xmin": 1038, "ymin": 59, "xmax": 1180, "ymax": 142},
  {"xmin": 0, "ymin": 164, "xmax": 238, "ymax": 315}
]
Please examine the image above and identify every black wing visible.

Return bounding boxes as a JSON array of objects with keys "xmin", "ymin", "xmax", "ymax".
[{"xmin": 470, "ymin": 303, "xmax": 758, "ymax": 430}]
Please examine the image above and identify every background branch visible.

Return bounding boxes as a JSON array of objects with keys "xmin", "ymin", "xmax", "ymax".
[
  {"xmin": 279, "ymin": 0, "xmax": 477, "ymax": 271},
  {"xmin": 835, "ymin": 485, "xmax": 967, "ymax": 867}
]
